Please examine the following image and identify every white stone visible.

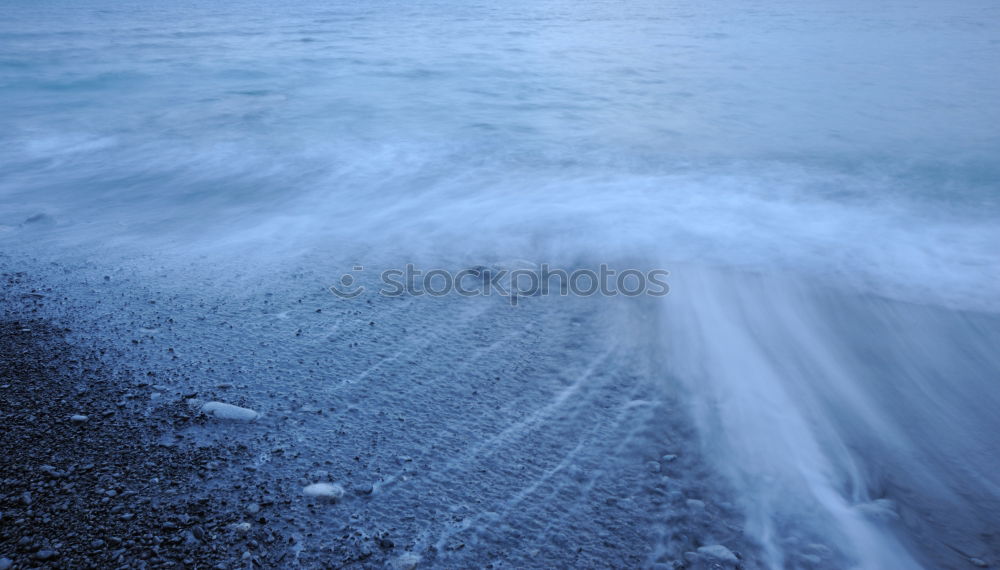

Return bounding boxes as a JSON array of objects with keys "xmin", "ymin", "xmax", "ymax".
[
  {"xmin": 200, "ymin": 401, "xmax": 260, "ymax": 421},
  {"xmin": 70, "ymin": 414, "xmax": 89, "ymax": 423},
  {"xmin": 303, "ymin": 482, "xmax": 345, "ymax": 502}
]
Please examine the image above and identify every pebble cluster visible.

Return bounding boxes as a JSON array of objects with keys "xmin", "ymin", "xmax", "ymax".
[{"xmin": 0, "ymin": 318, "xmax": 288, "ymax": 569}]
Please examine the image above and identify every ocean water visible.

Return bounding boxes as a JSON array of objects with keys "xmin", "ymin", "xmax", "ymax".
[{"xmin": 2, "ymin": 0, "xmax": 1000, "ymax": 568}]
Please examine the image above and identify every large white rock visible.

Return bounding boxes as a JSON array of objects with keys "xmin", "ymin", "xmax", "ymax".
[
  {"xmin": 201, "ymin": 401, "xmax": 260, "ymax": 421},
  {"xmin": 303, "ymin": 482, "xmax": 345, "ymax": 502}
]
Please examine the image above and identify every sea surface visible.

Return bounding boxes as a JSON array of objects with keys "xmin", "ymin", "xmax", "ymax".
[{"xmin": 2, "ymin": 1, "xmax": 1000, "ymax": 568}]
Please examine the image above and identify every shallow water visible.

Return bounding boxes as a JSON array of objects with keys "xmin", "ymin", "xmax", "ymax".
[{"xmin": 3, "ymin": 1, "xmax": 1000, "ymax": 568}]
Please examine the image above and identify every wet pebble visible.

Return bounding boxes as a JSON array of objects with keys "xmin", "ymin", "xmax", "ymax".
[
  {"xmin": 200, "ymin": 402, "xmax": 260, "ymax": 421},
  {"xmin": 303, "ymin": 482, "xmax": 345, "ymax": 503},
  {"xmin": 191, "ymin": 526, "xmax": 207, "ymax": 542}
]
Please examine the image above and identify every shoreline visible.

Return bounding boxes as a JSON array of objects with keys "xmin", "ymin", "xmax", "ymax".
[{"xmin": 0, "ymin": 263, "xmax": 765, "ymax": 569}]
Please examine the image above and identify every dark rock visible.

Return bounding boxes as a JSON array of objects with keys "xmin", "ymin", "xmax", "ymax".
[
  {"xmin": 191, "ymin": 526, "xmax": 206, "ymax": 542},
  {"xmin": 34, "ymin": 549, "xmax": 58, "ymax": 561}
]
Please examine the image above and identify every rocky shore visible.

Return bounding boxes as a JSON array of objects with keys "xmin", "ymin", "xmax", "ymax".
[
  {"xmin": 0, "ymin": 265, "xmax": 762, "ymax": 570},
  {"xmin": 0, "ymin": 316, "xmax": 287, "ymax": 569}
]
